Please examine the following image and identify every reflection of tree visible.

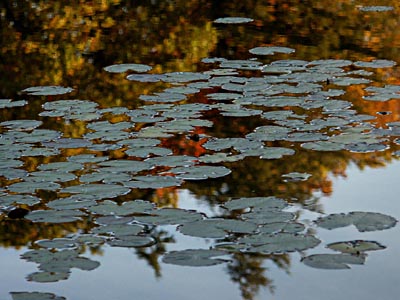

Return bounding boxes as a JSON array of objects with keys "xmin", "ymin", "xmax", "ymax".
[
  {"xmin": 226, "ymin": 252, "xmax": 290, "ymax": 300},
  {"xmin": 134, "ymin": 228, "xmax": 175, "ymax": 278}
]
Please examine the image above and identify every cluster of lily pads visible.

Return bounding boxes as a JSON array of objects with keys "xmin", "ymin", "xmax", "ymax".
[{"xmin": 1, "ymin": 43, "xmax": 400, "ymax": 299}]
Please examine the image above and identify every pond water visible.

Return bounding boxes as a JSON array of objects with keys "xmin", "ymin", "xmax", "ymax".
[{"xmin": 1, "ymin": 1, "xmax": 400, "ymax": 300}]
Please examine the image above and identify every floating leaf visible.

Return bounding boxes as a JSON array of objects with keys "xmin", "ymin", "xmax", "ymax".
[
  {"xmin": 213, "ymin": 17, "xmax": 254, "ymax": 24},
  {"xmin": 11, "ymin": 291, "xmax": 66, "ymax": 300},
  {"xmin": 36, "ymin": 238, "xmax": 77, "ymax": 249},
  {"xmin": 179, "ymin": 219, "xmax": 257, "ymax": 238},
  {"xmin": 302, "ymin": 253, "xmax": 365, "ymax": 269},
  {"xmin": 249, "ymin": 46, "xmax": 295, "ymax": 55},
  {"xmin": 108, "ymin": 236, "xmax": 155, "ymax": 247},
  {"xmin": 60, "ymin": 183, "xmax": 130, "ymax": 199},
  {"xmin": 123, "ymin": 175, "xmax": 183, "ymax": 189},
  {"xmin": 0, "ymin": 194, "xmax": 40, "ymax": 206},
  {"xmin": 26, "ymin": 209, "xmax": 86, "ymax": 223},
  {"xmin": 0, "ymin": 99, "xmax": 27, "ymax": 108},
  {"xmin": 22, "ymin": 86, "xmax": 73, "ymax": 96},
  {"xmin": 1, "ymin": 119, "xmax": 42, "ymax": 131},
  {"xmin": 92, "ymin": 223, "xmax": 144, "ymax": 236},
  {"xmin": 315, "ymin": 211, "xmax": 397, "ymax": 232},
  {"xmin": 238, "ymin": 232, "xmax": 320, "ymax": 254},
  {"xmin": 171, "ymin": 165, "xmax": 231, "ymax": 180},
  {"xmin": 8, "ymin": 181, "xmax": 61, "ymax": 193},
  {"xmin": 354, "ymin": 59, "xmax": 396, "ymax": 68},
  {"xmin": 134, "ymin": 208, "xmax": 203, "ymax": 225},
  {"xmin": 258, "ymin": 222, "xmax": 305, "ymax": 234},
  {"xmin": 359, "ymin": 6, "xmax": 393, "ymax": 12},
  {"xmin": 327, "ymin": 240, "xmax": 386, "ymax": 254},
  {"xmin": 87, "ymin": 200, "xmax": 154, "ymax": 216},
  {"xmin": 282, "ymin": 172, "xmax": 312, "ymax": 182},
  {"xmin": 224, "ymin": 196, "xmax": 288, "ymax": 211},
  {"xmin": 27, "ymin": 271, "xmax": 69, "ymax": 283},
  {"xmin": 162, "ymin": 249, "xmax": 229, "ymax": 266},
  {"xmin": 104, "ymin": 63, "xmax": 152, "ymax": 73}
]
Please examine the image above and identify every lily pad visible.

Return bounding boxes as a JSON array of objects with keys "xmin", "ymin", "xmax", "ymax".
[
  {"xmin": 224, "ymin": 196, "xmax": 288, "ymax": 211},
  {"xmin": 107, "ymin": 236, "xmax": 155, "ymax": 247},
  {"xmin": 327, "ymin": 240, "xmax": 386, "ymax": 254},
  {"xmin": 123, "ymin": 175, "xmax": 183, "ymax": 189},
  {"xmin": 104, "ymin": 63, "xmax": 152, "ymax": 73},
  {"xmin": 25, "ymin": 209, "xmax": 86, "ymax": 223},
  {"xmin": 171, "ymin": 165, "xmax": 232, "ymax": 180},
  {"xmin": 302, "ymin": 253, "xmax": 365, "ymax": 269},
  {"xmin": 179, "ymin": 219, "xmax": 257, "ymax": 238},
  {"xmin": 87, "ymin": 200, "xmax": 154, "ymax": 216},
  {"xmin": 359, "ymin": 6, "xmax": 393, "ymax": 12},
  {"xmin": 11, "ymin": 292, "xmax": 66, "ymax": 300},
  {"xmin": 27, "ymin": 271, "xmax": 70, "ymax": 283},
  {"xmin": 134, "ymin": 208, "xmax": 203, "ymax": 225},
  {"xmin": 60, "ymin": 183, "xmax": 131, "ymax": 199},
  {"xmin": 249, "ymin": 46, "xmax": 295, "ymax": 56},
  {"xmin": 315, "ymin": 211, "xmax": 397, "ymax": 232},
  {"xmin": 0, "ymin": 99, "xmax": 27, "ymax": 108},
  {"xmin": 22, "ymin": 86, "xmax": 73, "ymax": 96},
  {"xmin": 36, "ymin": 238, "xmax": 77, "ymax": 249},
  {"xmin": 162, "ymin": 249, "xmax": 229, "ymax": 266},
  {"xmin": 354, "ymin": 59, "xmax": 396, "ymax": 68},
  {"xmin": 213, "ymin": 17, "xmax": 254, "ymax": 24},
  {"xmin": 282, "ymin": 172, "xmax": 312, "ymax": 182},
  {"xmin": 238, "ymin": 232, "xmax": 320, "ymax": 254}
]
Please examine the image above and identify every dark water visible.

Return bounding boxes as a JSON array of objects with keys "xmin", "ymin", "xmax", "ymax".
[{"xmin": 1, "ymin": 1, "xmax": 400, "ymax": 300}]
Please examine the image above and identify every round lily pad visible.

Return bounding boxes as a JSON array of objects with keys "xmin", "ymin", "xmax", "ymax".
[
  {"xmin": 249, "ymin": 46, "xmax": 295, "ymax": 56},
  {"xmin": 213, "ymin": 17, "xmax": 254, "ymax": 24},
  {"xmin": 162, "ymin": 249, "xmax": 229, "ymax": 266},
  {"xmin": 327, "ymin": 240, "xmax": 386, "ymax": 254},
  {"xmin": 302, "ymin": 253, "xmax": 365, "ymax": 269},
  {"xmin": 21, "ymin": 86, "xmax": 73, "ymax": 96},
  {"xmin": 11, "ymin": 292, "xmax": 66, "ymax": 300}
]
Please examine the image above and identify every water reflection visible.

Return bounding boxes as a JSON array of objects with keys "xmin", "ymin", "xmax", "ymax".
[{"xmin": 1, "ymin": 1, "xmax": 400, "ymax": 300}]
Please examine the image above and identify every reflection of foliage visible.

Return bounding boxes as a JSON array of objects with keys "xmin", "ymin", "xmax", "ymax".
[
  {"xmin": 226, "ymin": 252, "xmax": 290, "ymax": 300},
  {"xmin": 135, "ymin": 228, "xmax": 175, "ymax": 278}
]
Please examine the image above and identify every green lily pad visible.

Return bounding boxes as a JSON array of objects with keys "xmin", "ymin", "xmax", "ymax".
[
  {"xmin": 258, "ymin": 222, "xmax": 305, "ymax": 234},
  {"xmin": 36, "ymin": 238, "xmax": 77, "ymax": 249},
  {"xmin": 25, "ymin": 209, "xmax": 86, "ymax": 223},
  {"xmin": 26, "ymin": 170, "xmax": 77, "ymax": 183},
  {"xmin": 327, "ymin": 240, "xmax": 386, "ymax": 254},
  {"xmin": 315, "ymin": 211, "xmax": 397, "ymax": 232},
  {"xmin": 124, "ymin": 175, "xmax": 183, "ymax": 189},
  {"xmin": 213, "ymin": 17, "xmax": 254, "ymax": 24},
  {"xmin": 238, "ymin": 232, "xmax": 321, "ymax": 254},
  {"xmin": 60, "ymin": 183, "xmax": 131, "ymax": 199},
  {"xmin": 134, "ymin": 208, "xmax": 203, "ymax": 225},
  {"xmin": 0, "ymin": 194, "xmax": 41, "ymax": 206},
  {"xmin": 302, "ymin": 253, "xmax": 365, "ymax": 269},
  {"xmin": 79, "ymin": 171, "xmax": 132, "ymax": 184},
  {"xmin": 21, "ymin": 249, "xmax": 99, "ymax": 273},
  {"xmin": 0, "ymin": 99, "xmax": 27, "ymax": 108},
  {"xmin": 38, "ymin": 161, "xmax": 83, "ymax": 172},
  {"xmin": 11, "ymin": 292, "xmax": 66, "ymax": 300},
  {"xmin": 26, "ymin": 271, "xmax": 69, "ymax": 283},
  {"xmin": 282, "ymin": 172, "xmax": 312, "ymax": 182},
  {"xmin": 354, "ymin": 59, "xmax": 396, "ymax": 68},
  {"xmin": 162, "ymin": 249, "xmax": 229, "ymax": 266},
  {"xmin": 87, "ymin": 200, "xmax": 154, "ymax": 216},
  {"xmin": 171, "ymin": 165, "xmax": 231, "ymax": 180},
  {"xmin": 1, "ymin": 119, "xmax": 43, "ymax": 131},
  {"xmin": 104, "ymin": 63, "xmax": 152, "ymax": 73},
  {"xmin": 359, "ymin": 6, "xmax": 393, "ymax": 12},
  {"xmin": 242, "ymin": 210, "xmax": 295, "ymax": 225},
  {"xmin": 249, "ymin": 46, "xmax": 295, "ymax": 55},
  {"xmin": 179, "ymin": 219, "xmax": 257, "ymax": 238},
  {"xmin": 92, "ymin": 223, "xmax": 144, "ymax": 236},
  {"xmin": 98, "ymin": 159, "xmax": 152, "ymax": 173},
  {"xmin": 47, "ymin": 196, "xmax": 97, "ymax": 210},
  {"xmin": 7, "ymin": 181, "xmax": 61, "ymax": 193},
  {"xmin": 224, "ymin": 196, "xmax": 288, "ymax": 211},
  {"xmin": 108, "ymin": 235, "xmax": 155, "ymax": 247},
  {"xmin": 146, "ymin": 155, "xmax": 197, "ymax": 167},
  {"xmin": 22, "ymin": 86, "xmax": 73, "ymax": 96},
  {"xmin": 244, "ymin": 147, "xmax": 295, "ymax": 159}
]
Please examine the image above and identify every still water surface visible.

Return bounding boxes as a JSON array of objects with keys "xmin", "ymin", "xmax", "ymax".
[{"xmin": 1, "ymin": 1, "xmax": 400, "ymax": 300}]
